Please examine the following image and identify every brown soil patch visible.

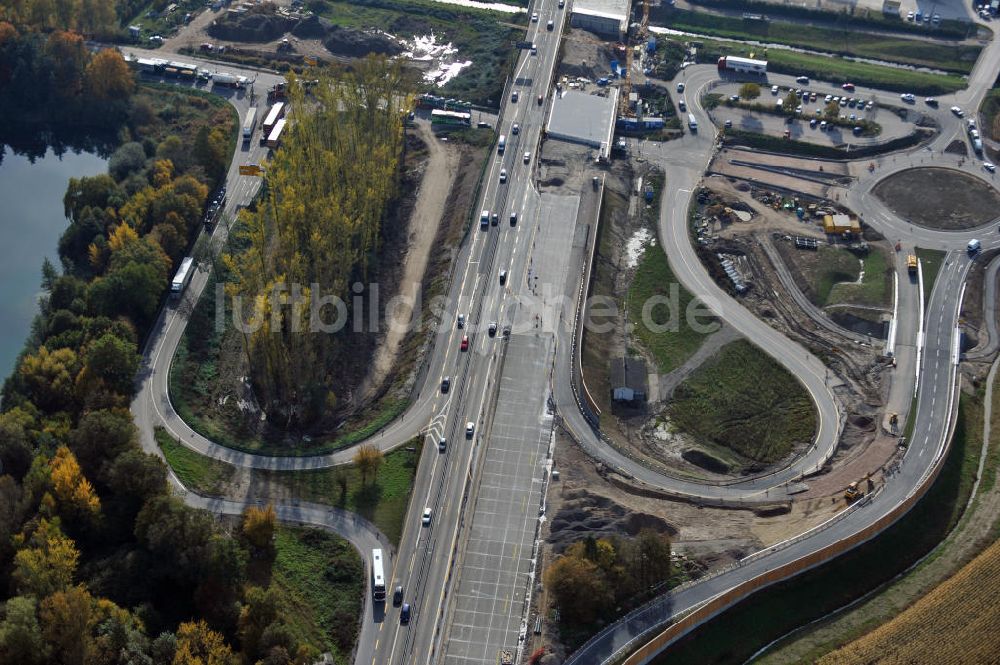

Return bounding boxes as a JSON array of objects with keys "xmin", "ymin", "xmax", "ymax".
[{"xmin": 872, "ymin": 167, "xmax": 1000, "ymax": 230}]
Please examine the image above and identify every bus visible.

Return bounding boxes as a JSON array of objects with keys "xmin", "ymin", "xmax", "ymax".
[
  {"xmin": 243, "ymin": 107, "xmax": 258, "ymax": 140},
  {"xmin": 171, "ymin": 257, "xmax": 195, "ymax": 295},
  {"xmin": 371, "ymin": 549, "xmax": 386, "ymax": 602},
  {"xmin": 430, "ymin": 109, "xmax": 472, "ymax": 127},
  {"xmin": 262, "ymin": 102, "xmax": 285, "ymax": 136}
]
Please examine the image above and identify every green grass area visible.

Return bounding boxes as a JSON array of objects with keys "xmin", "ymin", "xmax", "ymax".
[
  {"xmin": 666, "ymin": 339, "xmax": 816, "ymax": 464},
  {"xmin": 698, "ymin": 38, "xmax": 966, "ymax": 95},
  {"xmin": 683, "ymin": 0, "xmax": 971, "ymax": 40},
  {"xmin": 828, "ymin": 247, "xmax": 891, "ymax": 308},
  {"xmin": 155, "ymin": 426, "xmax": 236, "ymax": 495},
  {"xmin": 311, "ymin": 0, "xmax": 524, "ymax": 105},
  {"xmin": 258, "ymin": 438, "xmax": 422, "ymax": 545},
  {"xmin": 154, "ymin": 422, "xmax": 421, "ymax": 545},
  {"xmin": 271, "ymin": 527, "xmax": 364, "ymax": 662},
  {"xmin": 916, "ymin": 247, "xmax": 946, "ymax": 310},
  {"xmin": 811, "ymin": 246, "xmax": 861, "ymax": 306},
  {"xmin": 627, "ymin": 243, "xmax": 717, "ymax": 374},
  {"xmin": 654, "ymin": 388, "xmax": 983, "ymax": 665},
  {"xmin": 722, "ymin": 127, "xmax": 927, "ymax": 159},
  {"xmin": 658, "ymin": 8, "xmax": 981, "ymax": 74},
  {"xmin": 126, "ymin": 0, "xmax": 205, "ymax": 44},
  {"xmin": 981, "ymin": 88, "xmax": 1000, "ymax": 142}
]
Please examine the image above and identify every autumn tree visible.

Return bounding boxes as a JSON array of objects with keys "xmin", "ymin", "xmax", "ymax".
[
  {"xmin": 825, "ymin": 100, "xmax": 840, "ymax": 119},
  {"xmin": 739, "ymin": 82, "xmax": 760, "ymax": 103},
  {"xmin": 85, "ymin": 49, "xmax": 134, "ymax": 102},
  {"xmin": 18, "ymin": 346, "xmax": 78, "ymax": 412},
  {"xmin": 0, "ymin": 596, "xmax": 47, "ymax": 665},
  {"xmin": 49, "ymin": 446, "xmax": 101, "ymax": 520},
  {"xmin": 241, "ymin": 504, "xmax": 277, "ymax": 551},
  {"xmin": 225, "ymin": 58, "xmax": 411, "ymax": 426},
  {"xmin": 39, "ymin": 584, "xmax": 93, "ymax": 665},
  {"xmin": 543, "ymin": 553, "xmax": 613, "ymax": 626},
  {"xmin": 353, "ymin": 444, "xmax": 384, "ymax": 485},
  {"xmin": 13, "ymin": 519, "xmax": 79, "ymax": 598},
  {"xmin": 173, "ymin": 620, "xmax": 238, "ymax": 665}
]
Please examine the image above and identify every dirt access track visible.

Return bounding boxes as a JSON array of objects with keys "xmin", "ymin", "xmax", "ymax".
[{"xmin": 872, "ymin": 167, "xmax": 1000, "ymax": 230}]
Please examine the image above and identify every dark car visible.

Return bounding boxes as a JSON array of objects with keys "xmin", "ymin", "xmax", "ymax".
[
  {"xmin": 393, "ymin": 585, "xmax": 403, "ymax": 606},
  {"xmin": 400, "ymin": 603, "xmax": 411, "ymax": 624},
  {"xmin": 441, "ymin": 376, "xmax": 450, "ymax": 393}
]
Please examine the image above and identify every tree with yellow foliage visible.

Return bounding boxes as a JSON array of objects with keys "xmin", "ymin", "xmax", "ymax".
[
  {"xmin": 49, "ymin": 446, "xmax": 100, "ymax": 519},
  {"xmin": 85, "ymin": 49, "xmax": 134, "ymax": 101},
  {"xmin": 18, "ymin": 346, "xmax": 78, "ymax": 412},
  {"xmin": 13, "ymin": 518, "xmax": 79, "ymax": 598},
  {"xmin": 353, "ymin": 444, "xmax": 384, "ymax": 486},
  {"xmin": 173, "ymin": 620, "xmax": 238, "ymax": 665},
  {"xmin": 225, "ymin": 57, "xmax": 412, "ymax": 426},
  {"xmin": 241, "ymin": 504, "xmax": 276, "ymax": 551}
]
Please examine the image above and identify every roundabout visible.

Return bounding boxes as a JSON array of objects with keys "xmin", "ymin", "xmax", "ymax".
[{"xmin": 873, "ymin": 166, "xmax": 1000, "ymax": 230}]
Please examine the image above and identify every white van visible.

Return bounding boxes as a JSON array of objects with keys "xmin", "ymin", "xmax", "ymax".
[
  {"xmin": 688, "ymin": 113, "xmax": 698, "ymax": 131},
  {"xmin": 498, "ymin": 134, "xmax": 506, "ymax": 153},
  {"xmin": 968, "ymin": 239, "xmax": 981, "ymax": 253},
  {"xmin": 480, "ymin": 210, "xmax": 490, "ymax": 229}
]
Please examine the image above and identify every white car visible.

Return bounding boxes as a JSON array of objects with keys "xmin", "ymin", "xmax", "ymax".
[
  {"xmin": 825, "ymin": 94, "xmax": 832, "ymax": 103},
  {"xmin": 951, "ymin": 106, "xmax": 964, "ymax": 117},
  {"xmin": 466, "ymin": 422, "xmax": 475, "ymax": 437},
  {"xmin": 422, "ymin": 508, "xmax": 432, "ymax": 526},
  {"xmin": 512, "ymin": 123, "xmax": 520, "ymax": 134},
  {"xmin": 900, "ymin": 93, "xmax": 915, "ymax": 103},
  {"xmin": 523, "ymin": 151, "xmax": 531, "ymax": 163},
  {"xmin": 771, "ymin": 84, "xmax": 779, "ymax": 94},
  {"xmin": 531, "ymin": 12, "xmax": 538, "ymax": 21},
  {"xmin": 499, "ymin": 168, "xmax": 507, "ymax": 183},
  {"xmin": 985, "ymin": 162, "xmax": 997, "ymax": 173}
]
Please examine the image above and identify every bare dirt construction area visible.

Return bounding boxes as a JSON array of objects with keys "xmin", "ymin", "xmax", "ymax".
[
  {"xmin": 873, "ymin": 167, "xmax": 1000, "ymax": 230},
  {"xmin": 528, "ymin": 430, "xmax": 843, "ymax": 661}
]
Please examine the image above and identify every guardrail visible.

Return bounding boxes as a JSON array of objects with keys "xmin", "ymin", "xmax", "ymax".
[{"xmin": 604, "ymin": 301, "xmax": 965, "ymax": 665}]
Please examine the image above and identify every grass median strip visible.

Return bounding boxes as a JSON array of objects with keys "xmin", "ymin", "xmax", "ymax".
[{"xmin": 156, "ymin": 426, "xmax": 236, "ymax": 494}]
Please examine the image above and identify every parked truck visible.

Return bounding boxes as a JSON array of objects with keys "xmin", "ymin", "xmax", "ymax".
[
  {"xmin": 212, "ymin": 72, "xmax": 246, "ymax": 89},
  {"xmin": 717, "ymin": 55, "xmax": 768, "ymax": 75},
  {"xmin": 266, "ymin": 118, "xmax": 287, "ymax": 149},
  {"xmin": 242, "ymin": 107, "xmax": 257, "ymax": 141}
]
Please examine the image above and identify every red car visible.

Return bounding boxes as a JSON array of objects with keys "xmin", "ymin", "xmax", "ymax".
[
  {"xmin": 460, "ymin": 335, "xmax": 469, "ymax": 351},
  {"xmin": 841, "ymin": 82, "xmax": 855, "ymax": 92}
]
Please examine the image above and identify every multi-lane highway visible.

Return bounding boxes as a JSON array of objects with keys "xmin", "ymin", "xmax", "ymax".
[{"xmin": 124, "ymin": 6, "xmax": 1000, "ymax": 665}]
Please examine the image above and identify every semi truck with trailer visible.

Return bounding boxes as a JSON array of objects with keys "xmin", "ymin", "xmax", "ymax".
[
  {"xmin": 266, "ymin": 118, "xmax": 287, "ymax": 149},
  {"xmin": 242, "ymin": 107, "xmax": 257, "ymax": 141},
  {"xmin": 717, "ymin": 56, "xmax": 768, "ymax": 75}
]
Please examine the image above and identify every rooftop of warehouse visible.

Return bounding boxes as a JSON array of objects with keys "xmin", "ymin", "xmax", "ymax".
[{"xmin": 572, "ymin": 0, "xmax": 631, "ymax": 19}]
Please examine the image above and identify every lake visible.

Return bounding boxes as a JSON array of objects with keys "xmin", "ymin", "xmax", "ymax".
[{"xmin": 0, "ymin": 148, "xmax": 108, "ymax": 383}]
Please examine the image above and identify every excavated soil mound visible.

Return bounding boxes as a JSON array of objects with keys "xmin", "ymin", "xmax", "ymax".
[
  {"xmin": 548, "ymin": 489, "xmax": 677, "ymax": 552},
  {"xmin": 208, "ymin": 12, "xmax": 295, "ymax": 42},
  {"xmin": 290, "ymin": 14, "xmax": 328, "ymax": 39},
  {"xmin": 324, "ymin": 26, "xmax": 403, "ymax": 57}
]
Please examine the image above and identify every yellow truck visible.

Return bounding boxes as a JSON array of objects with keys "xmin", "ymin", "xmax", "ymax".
[{"xmin": 907, "ymin": 254, "xmax": 918, "ymax": 273}]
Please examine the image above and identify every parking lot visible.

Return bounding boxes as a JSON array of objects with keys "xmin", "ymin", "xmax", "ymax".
[{"xmin": 707, "ymin": 82, "xmax": 917, "ymax": 146}]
